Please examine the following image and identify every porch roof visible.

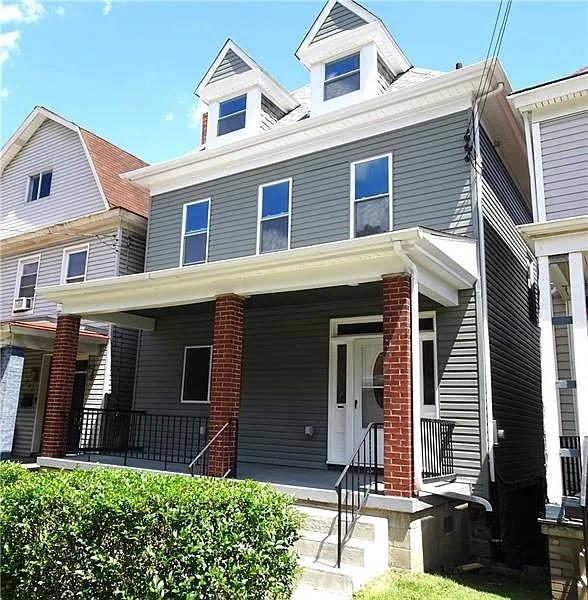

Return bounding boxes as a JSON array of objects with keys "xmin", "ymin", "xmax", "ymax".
[
  {"xmin": 0, "ymin": 319, "xmax": 108, "ymax": 352},
  {"xmin": 39, "ymin": 227, "xmax": 478, "ymax": 331}
]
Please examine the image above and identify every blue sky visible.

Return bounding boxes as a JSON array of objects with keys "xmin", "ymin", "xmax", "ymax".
[{"xmin": 1, "ymin": 0, "xmax": 586, "ymax": 165}]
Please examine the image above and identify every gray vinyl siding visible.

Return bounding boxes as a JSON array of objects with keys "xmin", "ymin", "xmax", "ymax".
[
  {"xmin": 377, "ymin": 56, "xmax": 394, "ymax": 94},
  {"xmin": 311, "ymin": 2, "xmax": 367, "ymax": 44},
  {"xmin": 117, "ymin": 226, "xmax": 146, "ymax": 276},
  {"xmin": 552, "ymin": 293, "xmax": 577, "ymax": 436},
  {"xmin": 0, "ymin": 119, "xmax": 105, "ymax": 238},
  {"xmin": 481, "ymin": 138, "xmax": 543, "ymax": 483},
  {"xmin": 131, "ymin": 284, "xmax": 483, "ymax": 488},
  {"xmin": 133, "ymin": 303, "xmax": 214, "ymax": 416},
  {"xmin": 0, "ymin": 231, "xmax": 118, "ymax": 323},
  {"xmin": 146, "ymin": 111, "xmax": 473, "ymax": 271},
  {"xmin": 540, "ymin": 111, "xmax": 588, "ymax": 221},
  {"xmin": 208, "ymin": 49, "xmax": 251, "ymax": 84},
  {"xmin": 261, "ymin": 95, "xmax": 286, "ymax": 132}
]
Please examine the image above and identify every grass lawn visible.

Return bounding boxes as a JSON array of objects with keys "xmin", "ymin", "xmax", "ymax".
[{"xmin": 355, "ymin": 569, "xmax": 550, "ymax": 600}]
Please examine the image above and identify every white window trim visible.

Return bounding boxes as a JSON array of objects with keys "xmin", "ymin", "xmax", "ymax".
[
  {"xmin": 256, "ymin": 177, "xmax": 292, "ymax": 255},
  {"xmin": 180, "ymin": 198, "xmax": 211, "ymax": 267},
  {"xmin": 180, "ymin": 345, "xmax": 213, "ymax": 404},
  {"xmin": 323, "ymin": 52, "xmax": 361, "ymax": 102},
  {"xmin": 25, "ymin": 169, "xmax": 53, "ymax": 203},
  {"xmin": 217, "ymin": 94, "xmax": 247, "ymax": 137},
  {"xmin": 419, "ymin": 310, "xmax": 440, "ymax": 418},
  {"xmin": 60, "ymin": 243, "xmax": 90, "ymax": 284},
  {"xmin": 349, "ymin": 152, "xmax": 393, "ymax": 239},
  {"xmin": 12, "ymin": 254, "xmax": 42, "ymax": 314}
]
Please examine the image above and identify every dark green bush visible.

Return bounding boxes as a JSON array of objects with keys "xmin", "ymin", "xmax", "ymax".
[{"xmin": 0, "ymin": 463, "xmax": 301, "ymax": 599}]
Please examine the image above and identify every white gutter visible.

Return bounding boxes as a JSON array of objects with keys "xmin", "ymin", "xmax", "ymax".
[{"xmin": 472, "ymin": 81, "xmax": 503, "ymax": 484}]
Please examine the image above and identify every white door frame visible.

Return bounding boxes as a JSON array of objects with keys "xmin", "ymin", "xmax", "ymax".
[
  {"xmin": 327, "ymin": 312, "xmax": 439, "ymax": 465},
  {"xmin": 31, "ymin": 353, "xmax": 51, "ymax": 454},
  {"xmin": 419, "ymin": 311, "xmax": 439, "ymax": 419}
]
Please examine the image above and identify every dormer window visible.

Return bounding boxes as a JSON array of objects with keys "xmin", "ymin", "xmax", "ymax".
[
  {"xmin": 217, "ymin": 94, "xmax": 247, "ymax": 136},
  {"xmin": 324, "ymin": 53, "xmax": 360, "ymax": 101}
]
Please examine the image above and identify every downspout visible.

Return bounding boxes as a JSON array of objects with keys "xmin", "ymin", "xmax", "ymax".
[
  {"xmin": 394, "ymin": 239, "xmax": 493, "ymax": 513},
  {"xmin": 471, "ymin": 81, "xmax": 503, "ymax": 485}
]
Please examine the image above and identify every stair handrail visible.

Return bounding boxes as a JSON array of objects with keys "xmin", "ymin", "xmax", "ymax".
[
  {"xmin": 334, "ymin": 421, "xmax": 383, "ymax": 568},
  {"xmin": 188, "ymin": 419, "xmax": 237, "ymax": 478}
]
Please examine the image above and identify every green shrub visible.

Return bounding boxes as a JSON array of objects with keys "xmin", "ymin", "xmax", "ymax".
[{"xmin": 0, "ymin": 463, "xmax": 301, "ymax": 599}]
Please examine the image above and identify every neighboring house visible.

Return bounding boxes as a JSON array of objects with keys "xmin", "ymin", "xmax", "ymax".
[
  {"xmin": 0, "ymin": 106, "xmax": 149, "ymax": 459},
  {"xmin": 36, "ymin": 0, "xmax": 544, "ymax": 590},
  {"xmin": 510, "ymin": 68, "xmax": 588, "ymax": 600}
]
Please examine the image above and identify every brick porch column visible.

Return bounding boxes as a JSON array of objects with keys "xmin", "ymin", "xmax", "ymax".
[
  {"xmin": 382, "ymin": 275, "xmax": 414, "ymax": 497},
  {"xmin": 40, "ymin": 315, "xmax": 81, "ymax": 457},
  {"xmin": 207, "ymin": 294, "xmax": 244, "ymax": 477}
]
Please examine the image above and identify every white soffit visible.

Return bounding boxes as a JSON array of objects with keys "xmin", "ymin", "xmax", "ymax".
[{"xmin": 39, "ymin": 228, "xmax": 478, "ymax": 327}]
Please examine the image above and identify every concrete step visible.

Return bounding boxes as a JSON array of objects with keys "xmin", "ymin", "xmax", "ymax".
[
  {"xmin": 296, "ymin": 529, "xmax": 368, "ymax": 568},
  {"xmin": 292, "ymin": 583, "xmax": 346, "ymax": 600},
  {"xmin": 297, "ymin": 556, "xmax": 355, "ymax": 599},
  {"xmin": 297, "ymin": 505, "xmax": 377, "ymax": 542}
]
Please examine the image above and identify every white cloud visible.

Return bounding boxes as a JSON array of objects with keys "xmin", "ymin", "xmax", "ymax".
[
  {"xmin": 0, "ymin": 0, "xmax": 45, "ymax": 24},
  {"xmin": 164, "ymin": 113, "xmax": 175, "ymax": 122},
  {"xmin": 54, "ymin": 6, "xmax": 65, "ymax": 16},
  {"xmin": 188, "ymin": 100, "xmax": 207, "ymax": 130},
  {"xmin": 0, "ymin": 30, "xmax": 20, "ymax": 65},
  {"xmin": 0, "ymin": 86, "xmax": 10, "ymax": 98},
  {"xmin": 102, "ymin": 0, "xmax": 112, "ymax": 16}
]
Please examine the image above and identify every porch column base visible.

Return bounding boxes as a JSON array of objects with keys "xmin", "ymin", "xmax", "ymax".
[
  {"xmin": 207, "ymin": 295, "xmax": 244, "ymax": 478},
  {"xmin": 0, "ymin": 345, "xmax": 25, "ymax": 458},
  {"xmin": 40, "ymin": 315, "xmax": 81, "ymax": 457},
  {"xmin": 382, "ymin": 275, "xmax": 415, "ymax": 497}
]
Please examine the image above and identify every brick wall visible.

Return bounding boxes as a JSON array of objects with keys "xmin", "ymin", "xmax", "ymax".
[
  {"xmin": 382, "ymin": 275, "xmax": 414, "ymax": 497},
  {"xmin": 201, "ymin": 113, "xmax": 209, "ymax": 146},
  {"xmin": 207, "ymin": 294, "xmax": 244, "ymax": 477},
  {"xmin": 41, "ymin": 315, "xmax": 81, "ymax": 457}
]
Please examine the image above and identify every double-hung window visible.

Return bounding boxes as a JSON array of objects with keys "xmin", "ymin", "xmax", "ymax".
[
  {"xmin": 351, "ymin": 154, "xmax": 392, "ymax": 238},
  {"xmin": 324, "ymin": 53, "xmax": 360, "ymax": 101},
  {"xmin": 16, "ymin": 258, "xmax": 40, "ymax": 301},
  {"xmin": 217, "ymin": 94, "xmax": 247, "ymax": 136},
  {"xmin": 181, "ymin": 199, "xmax": 210, "ymax": 266},
  {"xmin": 62, "ymin": 246, "xmax": 88, "ymax": 284},
  {"xmin": 27, "ymin": 170, "xmax": 52, "ymax": 202},
  {"xmin": 181, "ymin": 346, "xmax": 212, "ymax": 403},
  {"xmin": 258, "ymin": 179, "xmax": 291, "ymax": 253}
]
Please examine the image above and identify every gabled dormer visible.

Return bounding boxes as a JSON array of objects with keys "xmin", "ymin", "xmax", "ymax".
[
  {"xmin": 296, "ymin": 0, "xmax": 412, "ymax": 116},
  {"xmin": 196, "ymin": 40, "xmax": 299, "ymax": 148}
]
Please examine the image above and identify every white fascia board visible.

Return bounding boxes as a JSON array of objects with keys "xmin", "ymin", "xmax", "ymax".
[
  {"xmin": 518, "ymin": 215, "xmax": 588, "ymax": 241},
  {"xmin": 508, "ymin": 72, "xmax": 588, "ymax": 113},
  {"xmin": 533, "ymin": 231, "xmax": 588, "ymax": 258},
  {"xmin": 296, "ymin": 0, "xmax": 377, "ymax": 58},
  {"xmin": 198, "ymin": 67, "xmax": 298, "ymax": 112},
  {"xmin": 39, "ymin": 228, "xmax": 477, "ymax": 322},
  {"xmin": 0, "ymin": 106, "xmax": 78, "ymax": 173},
  {"xmin": 124, "ymin": 61, "xmax": 493, "ymax": 194},
  {"xmin": 297, "ymin": 21, "xmax": 410, "ymax": 74}
]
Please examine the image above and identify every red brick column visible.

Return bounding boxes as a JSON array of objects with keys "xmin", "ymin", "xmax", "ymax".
[
  {"xmin": 207, "ymin": 294, "xmax": 244, "ymax": 477},
  {"xmin": 382, "ymin": 275, "xmax": 414, "ymax": 497},
  {"xmin": 41, "ymin": 315, "xmax": 81, "ymax": 457}
]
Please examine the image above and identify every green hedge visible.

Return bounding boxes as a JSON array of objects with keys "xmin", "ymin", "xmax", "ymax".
[{"xmin": 0, "ymin": 462, "xmax": 301, "ymax": 599}]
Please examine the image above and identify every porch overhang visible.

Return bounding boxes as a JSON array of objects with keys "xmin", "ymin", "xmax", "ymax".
[
  {"xmin": 39, "ymin": 228, "xmax": 478, "ymax": 330},
  {"xmin": 0, "ymin": 320, "xmax": 108, "ymax": 353}
]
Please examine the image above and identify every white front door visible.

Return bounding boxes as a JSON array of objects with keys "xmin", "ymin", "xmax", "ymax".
[{"xmin": 353, "ymin": 338, "xmax": 384, "ymax": 466}]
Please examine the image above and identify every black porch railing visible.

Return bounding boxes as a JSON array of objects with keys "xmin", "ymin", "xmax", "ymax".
[
  {"xmin": 334, "ymin": 422, "xmax": 383, "ymax": 568},
  {"xmin": 188, "ymin": 418, "xmax": 239, "ymax": 478},
  {"xmin": 421, "ymin": 418, "xmax": 456, "ymax": 482},
  {"xmin": 560, "ymin": 435, "xmax": 582, "ymax": 497},
  {"xmin": 67, "ymin": 408, "xmax": 208, "ymax": 471}
]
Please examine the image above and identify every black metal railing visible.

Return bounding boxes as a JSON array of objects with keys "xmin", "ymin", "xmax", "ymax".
[
  {"xmin": 189, "ymin": 418, "xmax": 239, "ymax": 478},
  {"xmin": 560, "ymin": 435, "xmax": 582, "ymax": 497},
  {"xmin": 67, "ymin": 408, "xmax": 208, "ymax": 471},
  {"xmin": 334, "ymin": 422, "xmax": 383, "ymax": 568},
  {"xmin": 421, "ymin": 418, "xmax": 456, "ymax": 482},
  {"xmin": 580, "ymin": 437, "xmax": 587, "ymax": 582}
]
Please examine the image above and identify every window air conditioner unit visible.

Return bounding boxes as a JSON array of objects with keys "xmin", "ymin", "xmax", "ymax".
[{"xmin": 13, "ymin": 297, "xmax": 33, "ymax": 312}]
